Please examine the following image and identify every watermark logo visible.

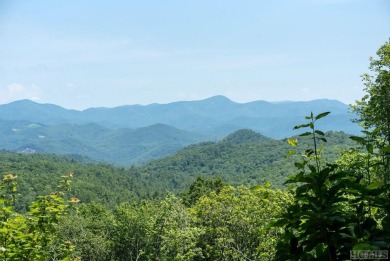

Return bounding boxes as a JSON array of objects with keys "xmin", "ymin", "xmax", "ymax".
[{"xmin": 350, "ymin": 250, "xmax": 388, "ymax": 260}]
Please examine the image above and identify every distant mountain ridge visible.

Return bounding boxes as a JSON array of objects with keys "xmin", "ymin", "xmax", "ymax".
[
  {"xmin": 0, "ymin": 96, "xmax": 360, "ymax": 139},
  {"xmin": 0, "ymin": 96, "xmax": 361, "ymax": 165},
  {"xmin": 0, "ymin": 119, "xmax": 204, "ymax": 165}
]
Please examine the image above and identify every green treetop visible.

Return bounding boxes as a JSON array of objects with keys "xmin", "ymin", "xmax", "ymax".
[{"xmin": 352, "ymin": 39, "xmax": 390, "ymax": 143}]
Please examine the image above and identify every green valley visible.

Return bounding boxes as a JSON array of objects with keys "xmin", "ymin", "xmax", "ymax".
[{"xmin": 0, "ymin": 40, "xmax": 388, "ymax": 261}]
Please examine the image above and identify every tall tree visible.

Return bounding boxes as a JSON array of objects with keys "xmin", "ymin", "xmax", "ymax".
[
  {"xmin": 352, "ymin": 39, "xmax": 390, "ymax": 183},
  {"xmin": 351, "ymin": 40, "xmax": 390, "ymax": 245}
]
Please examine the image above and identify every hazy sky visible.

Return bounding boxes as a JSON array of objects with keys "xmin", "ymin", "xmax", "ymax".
[{"xmin": 0, "ymin": 0, "xmax": 389, "ymax": 109}]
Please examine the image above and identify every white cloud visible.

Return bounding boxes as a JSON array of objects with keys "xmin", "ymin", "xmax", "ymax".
[{"xmin": 0, "ymin": 83, "xmax": 41, "ymax": 104}]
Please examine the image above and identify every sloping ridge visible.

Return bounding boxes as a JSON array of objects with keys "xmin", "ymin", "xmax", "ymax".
[
  {"xmin": 0, "ymin": 121, "xmax": 205, "ymax": 165},
  {"xmin": 0, "ymin": 96, "xmax": 360, "ymax": 139}
]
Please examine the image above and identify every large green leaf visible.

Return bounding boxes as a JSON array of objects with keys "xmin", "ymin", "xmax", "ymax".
[
  {"xmin": 293, "ymin": 123, "xmax": 310, "ymax": 130},
  {"xmin": 314, "ymin": 112, "xmax": 330, "ymax": 121},
  {"xmin": 299, "ymin": 132, "xmax": 312, "ymax": 137}
]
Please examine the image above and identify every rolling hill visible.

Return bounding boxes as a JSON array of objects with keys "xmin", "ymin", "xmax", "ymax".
[
  {"xmin": 137, "ymin": 130, "xmax": 357, "ymax": 189},
  {"xmin": 0, "ymin": 129, "xmax": 358, "ymax": 212},
  {"xmin": 0, "ymin": 120, "xmax": 204, "ymax": 165}
]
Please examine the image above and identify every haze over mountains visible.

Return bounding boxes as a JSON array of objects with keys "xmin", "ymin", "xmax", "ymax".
[{"xmin": 0, "ymin": 96, "xmax": 360, "ymax": 165}]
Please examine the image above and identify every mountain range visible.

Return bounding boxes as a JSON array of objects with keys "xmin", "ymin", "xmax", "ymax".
[{"xmin": 0, "ymin": 96, "xmax": 361, "ymax": 165}]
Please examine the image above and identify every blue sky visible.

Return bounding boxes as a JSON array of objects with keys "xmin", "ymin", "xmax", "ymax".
[{"xmin": 0, "ymin": 0, "xmax": 389, "ymax": 109}]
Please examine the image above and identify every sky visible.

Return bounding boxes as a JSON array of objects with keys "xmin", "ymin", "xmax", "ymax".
[{"xmin": 0, "ymin": 0, "xmax": 389, "ymax": 110}]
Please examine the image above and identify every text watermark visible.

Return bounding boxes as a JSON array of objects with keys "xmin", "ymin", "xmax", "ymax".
[{"xmin": 350, "ymin": 250, "xmax": 388, "ymax": 260}]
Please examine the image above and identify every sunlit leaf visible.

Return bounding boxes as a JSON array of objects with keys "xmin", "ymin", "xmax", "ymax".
[
  {"xmin": 287, "ymin": 139, "xmax": 298, "ymax": 147},
  {"xmin": 286, "ymin": 150, "xmax": 296, "ymax": 157}
]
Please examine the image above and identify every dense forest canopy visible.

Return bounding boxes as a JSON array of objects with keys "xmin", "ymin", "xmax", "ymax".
[
  {"xmin": 0, "ymin": 130, "xmax": 355, "ymax": 213},
  {"xmin": 0, "ymin": 39, "xmax": 389, "ymax": 260}
]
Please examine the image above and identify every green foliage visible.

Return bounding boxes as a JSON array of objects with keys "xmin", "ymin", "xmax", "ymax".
[
  {"xmin": 275, "ymin": 109, "xmax": 390, "ymax": 260},
  {"xmin": 275, "ymin": 41, "xmax": 390, "ymax": 260},
  {"xmin": 79, "ymin": 185, "xmax": 290, "ymax": 260},
  {"xmin": 281, "ymin": 40, "xmax": 390, "ymax": 258},
  {"xmin": 181, "ymin": 176, "xmax": 227, "ymax": 207},
  {"xmin": 57, "ymin": 202, "xmax": 116, "ymax": 260},
  {"xmin": 351, "ymin": 38, "xmax": 390, "ymax": 184},
  {"xmin": 0, "ymin": 130, "xmax": 356, "ymax": 213},
  {"xmin": 0, "ymin": 173, "xmax": 78, "ymax": 260},
  {"xmin": 113, "ymin": 201, "xmax": 156, "ymax": 260},
  {"xmin": 141, "ymin": 130, "xmax": 355, "ymax": 190},
  {"xmin": 1, "ymin": 41, "xmax": 388, "ymax": 260},
  {"xmin": 113, "ymin": 194, "xmax": 203, "ymax": 261},
  {"xmin": 0, "ymin": 152, "xmax": 159, "ymax": 211},
  {"xmin": 221, "ymin": 129, "xmax": 270, "ymax": 144},
  {"xmin": 191, "ymin": 185, "xmax": 292, "ymax": 260},
  {"xmin": 349, "ymin": 39, "xmax": 390, "ymax": 251},
  {"xmin": 276, "ymin": 112, "xmax": 354, "ymax": 260},
  {"xmin": 352, "ymin": 39, "xmax": 390, "ymax": 140}
]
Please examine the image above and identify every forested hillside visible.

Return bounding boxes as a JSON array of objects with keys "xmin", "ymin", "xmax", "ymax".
[
  {"xmin": 139, "ymin": 130, "xmax": 356, "ymax": 188},
  {"xmin": 0, "ymin": 40, "xmax": 388, "ymax": 261},
  {"xmin": 0, "ymin": 152, "xmax": 147, "ymax": 211},
  {"xmin": 0, "ymin": 129, "xmax": 356, "ymax": 213},
  {"xmin": 0, "ymin": 120, "xmax": 205, "ymax": 165}
]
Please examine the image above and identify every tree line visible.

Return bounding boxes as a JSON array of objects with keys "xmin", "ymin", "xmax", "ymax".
[{"xmin": 0, "ymin": 39, "xmax": 388, "ymax": 260}]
